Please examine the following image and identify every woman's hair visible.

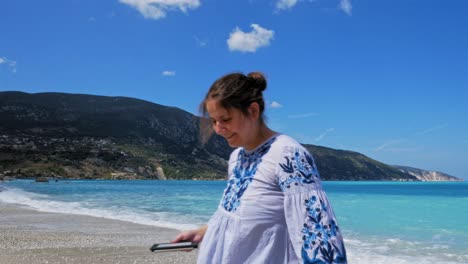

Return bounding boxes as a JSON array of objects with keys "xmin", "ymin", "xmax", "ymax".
[{"xmin": 199, "ymin": 72, "xmax": 267, "ymax": 143}]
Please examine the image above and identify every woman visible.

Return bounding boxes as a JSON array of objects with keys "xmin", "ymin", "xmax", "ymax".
[{"xmin": 173, "ymin": 72, "xmax": 347, "ymax": 264}]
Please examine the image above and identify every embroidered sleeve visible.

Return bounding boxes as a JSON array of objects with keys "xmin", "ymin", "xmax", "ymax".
[
  {"xmin": 278, "ymin": 147, "xmax": 321, "ymax": 192},
  {"xmin": 277, "ymin": 147, "xmax": 347, "ymax": 264}
]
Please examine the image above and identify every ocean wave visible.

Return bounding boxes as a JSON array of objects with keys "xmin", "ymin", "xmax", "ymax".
[
  {"xmin": 344, "ymin": 236, "xmax": 468, "ymax": 264},
  {"xmin": 1, "ymin": 185, "xmax": 467, "ymax": 264},
  {"xmin": 0, "ymin": 187, "xmax": 198, "ymax": 230}
]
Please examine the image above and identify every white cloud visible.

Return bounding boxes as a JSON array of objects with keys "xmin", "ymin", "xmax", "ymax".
[
  {"xmin": 294, "ymin": 133, "xmax": 316, "ymax": 144},
  {"xmin": 288, "ymin": 112, "xmax": 319, "ymax": 119},
  {"xmin": 194, "ymin": 36, "xmax": 207, "ymax": 47},
  {"xmin": 375, "ymin": 140, "xmax": 422, "ymax": 153},
  {"xmin": 0, "ymin": 57, "xmax": 17, "ymax": 73},
  {"xmin": 227, "ymin": 24, "xmax": 274, "ymax": 53},
  {"xmin": 339, "ymin": 0, "xmax": 352, "ymax": 16},
  {"xmin": 119, "ymin": 0, "xmax": 200, "ymax": 20},
  {"xmin": 162, "ymin": 70, "xmax": 176, "ymax": 76},
  {"xmin": 276, "ymin": 0, "xmax": 298, "ymax": 10},
  {"xmin": 415, "ymin": 123, "xmax": 448, "ymax": 136},
  {"xmin": 9, "ymin": 61, "xmax": 17, "ymax": 73},
  {"xmin": 383, "ymin": 147, "xmax": 422, "ymax": 153},
  {"xmin": 375, "ymin": 139, "xmax": 401, "ymax": 151},
  {"xmin": 270, "ymin": 101, "xmax": 283, "ymax": 108},
  {"xmin": 267, "ymin": 118, "xmax": 285, "ymax": 132},
  {"xmin": 315, "ymin": 128, "xmax": 335, "ymax": 142}
]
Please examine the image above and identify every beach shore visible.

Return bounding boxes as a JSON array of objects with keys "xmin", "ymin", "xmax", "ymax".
[{"xmin": 0, "ymin": 203, "xmax": 197, "ymax": 264}]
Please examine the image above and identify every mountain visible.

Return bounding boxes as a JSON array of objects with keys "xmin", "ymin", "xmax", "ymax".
[
  {"xmin": 393, "ymin": 165, "xmax": 463, "ymax": 181},
  {"xmin": 303, "ymin": 145, "xmax": 417, "ymax": 181},
  {"xmin": 0, "ymin": 91, "xmax": 231, "ymax": 180},
  {"xmin": 0, "ymin": 91, "xmax": 459, "ymax": 181}
]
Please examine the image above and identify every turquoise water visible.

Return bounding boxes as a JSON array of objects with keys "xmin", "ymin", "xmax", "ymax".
[{"xmin": 1, "ymin": 180, "xmax": 467, "ymax": 263}]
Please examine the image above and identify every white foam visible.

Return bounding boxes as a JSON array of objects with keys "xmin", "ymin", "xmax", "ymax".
[
  {"xmin": 344, "ymin": 235, "xmax": 468, "ymax": 264},
  {"xmin": 1, "ymin": 187, "xmax": 467, "ymax": 263},
  {"xmin": 0, "ymin": 188, "xmax": 197, "ymax": 230}
]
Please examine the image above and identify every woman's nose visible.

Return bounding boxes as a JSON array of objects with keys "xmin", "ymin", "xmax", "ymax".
[{"xmin": 214, "ymin": 123, "xmax": 226, "ymax": 134}]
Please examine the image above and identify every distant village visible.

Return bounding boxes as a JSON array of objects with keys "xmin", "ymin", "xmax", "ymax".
[{"xmin": 0, "ymin": 134, "xmax": 167, "ymax": 181}]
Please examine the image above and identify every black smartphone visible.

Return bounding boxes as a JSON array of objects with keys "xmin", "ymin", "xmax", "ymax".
[{"xmin": 150, "ymin": 242, "xmax": 198, "ymax": 253}]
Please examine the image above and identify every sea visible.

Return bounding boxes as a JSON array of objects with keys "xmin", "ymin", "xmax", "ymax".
[{"xmin": 1, "ymin": 179, "xmax": 467, "ymax": 264}]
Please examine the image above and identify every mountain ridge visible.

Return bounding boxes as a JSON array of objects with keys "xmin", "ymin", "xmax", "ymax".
[{"xmin": 0, "ymin": 91, "xmax": 462, "ymax": 181}]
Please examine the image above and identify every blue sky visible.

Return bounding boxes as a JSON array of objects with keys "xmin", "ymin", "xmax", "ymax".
[{"xmin": 1, "ymin": 0, "xmax": 467, "ymax": 179}]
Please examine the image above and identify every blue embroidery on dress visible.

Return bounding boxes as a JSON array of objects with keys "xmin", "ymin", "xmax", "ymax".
[
  {"xmin": 221, "ymin": 136, "xmax": 276, "ymax": 212},
  {"xmin": 278, "ymin": 149, "xmax": 320, "ymax": 191},
  {"xmin": 301, "ymin": 195, "xmax": 347, "ymax": 264}
]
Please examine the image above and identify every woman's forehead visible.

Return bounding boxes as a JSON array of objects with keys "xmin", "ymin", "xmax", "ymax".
[{"xmin": 206, "ymin": 100, "xmax": 235, "ymax": 118}]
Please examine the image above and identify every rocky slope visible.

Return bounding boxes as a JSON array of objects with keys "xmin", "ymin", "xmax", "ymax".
[
  {"xmin": 393, "ymin": 165, "xmax": 462, "ymax": 181},
  {"xmin": 0, "ymin": 91, "xmax": 460, "ymax": 181}
]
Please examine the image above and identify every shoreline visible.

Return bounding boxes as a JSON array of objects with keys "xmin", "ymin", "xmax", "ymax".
[
  {"xmin": 0, "ymin": 203, "xmax": 197, "ymax": 264},
  {"xmin": 3, "ymin": 180, "xmax": 468, "ymax": 264},
  {"xmin": 1, "ymin": 176, "xmax": 464, "ymax": 182}
]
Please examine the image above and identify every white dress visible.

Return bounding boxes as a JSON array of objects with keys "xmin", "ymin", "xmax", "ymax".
[{"xmin": 197, "ymin": 134, "xmax": 347, "ymax": 264}]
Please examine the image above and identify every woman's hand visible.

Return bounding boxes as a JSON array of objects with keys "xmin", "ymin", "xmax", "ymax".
[{"xmin": 171, "ymin": 225, "xmax": 208, "ymax": 243}]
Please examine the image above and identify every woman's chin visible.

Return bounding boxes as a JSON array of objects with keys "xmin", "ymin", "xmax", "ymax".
[
  {"xmin": 226, "ymin": 136, "xmax": 240, "ymax": 148},
  {"xmin": 227, "ymin": 141, "xmax": 239, "ymax": 148}
]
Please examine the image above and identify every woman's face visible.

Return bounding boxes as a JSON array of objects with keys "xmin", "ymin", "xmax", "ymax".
[{"xmin": 205, "ymin": 99, "xmax": 258, "ymax": 149}]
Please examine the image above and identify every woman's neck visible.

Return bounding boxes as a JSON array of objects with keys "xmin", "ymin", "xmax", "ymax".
[{"xmin": 244, "ymin": 125, "xmax": 276, "ymax": 151}]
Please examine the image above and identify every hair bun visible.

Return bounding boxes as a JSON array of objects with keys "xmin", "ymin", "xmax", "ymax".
[{"xmin": 247, "ymin": 72, "xmax": 267, "ymax": 92}]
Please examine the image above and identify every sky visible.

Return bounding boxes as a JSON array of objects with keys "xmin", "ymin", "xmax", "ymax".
[{"xmin": 1, "ymin": 0, "xmax": 467, "ymax": 179}]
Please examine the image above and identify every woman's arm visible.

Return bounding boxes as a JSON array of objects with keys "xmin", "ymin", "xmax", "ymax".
[{"xmin": 171, "ymin": 225, "xmax": 208, "ymax": 243}]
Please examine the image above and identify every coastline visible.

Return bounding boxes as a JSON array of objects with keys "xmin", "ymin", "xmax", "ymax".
[
  {"xmin": 2, "ymin": 180, "xmax": 468, "ymax": 264},
  {"xmin": 0, "ymin": 202, "xmax": 197, "ymax": 264}
]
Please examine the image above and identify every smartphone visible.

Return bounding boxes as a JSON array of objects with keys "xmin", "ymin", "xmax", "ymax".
[{"xmin": 150, "ymin": 242, "xmax": 198, "ymax": 253}]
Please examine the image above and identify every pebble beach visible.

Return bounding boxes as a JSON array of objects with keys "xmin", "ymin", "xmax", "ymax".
[{"xmin": 0, "ymin": 203, "xmax": 197, "ymax": 264}]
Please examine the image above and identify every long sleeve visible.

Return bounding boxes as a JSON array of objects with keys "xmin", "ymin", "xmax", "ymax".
[{"xmin": 277, "ymin": 146, "xmax": 347, "ymax": 264}]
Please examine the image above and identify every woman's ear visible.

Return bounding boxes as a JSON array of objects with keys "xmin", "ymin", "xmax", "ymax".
[{"xmin": 248, "ymin": 102, "xmax": 260, "ymax": 120}]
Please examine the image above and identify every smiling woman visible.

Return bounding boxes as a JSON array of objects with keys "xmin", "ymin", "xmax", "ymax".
[
  {"xmin": 172, "ymin": 72, "xmax": 348, "ymax": 264},
  {"xmin": 202, "ymin": 72, "xmax": 271, "ymax": 150}
]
